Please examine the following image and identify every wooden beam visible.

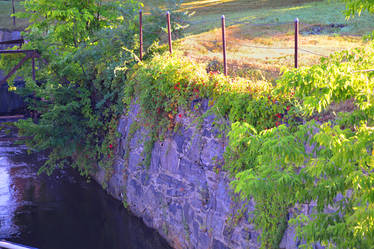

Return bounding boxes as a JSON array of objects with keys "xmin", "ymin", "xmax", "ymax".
[
  {"xmin": 0, "ymin": 53, "xmax": 32, "ymax": 86},
  {"xmin": 0, "ymin": 49, "xmax": 36, "ymax": 54},
  {"xmin": 0, "ymin": 115, "xmax": 24, "ymax": 120},
  {"xmin": 0, "ymin": 39, "xmax": 24, "ymax": 45}
]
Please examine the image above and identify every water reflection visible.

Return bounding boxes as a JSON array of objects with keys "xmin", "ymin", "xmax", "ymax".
[
  {"xmin": 0, "ymin": 123, "xmax": 172, "ymax": 249},
  {"xmin": 0, "ymin": 156, "xmax": 18, "ymax": 237}
]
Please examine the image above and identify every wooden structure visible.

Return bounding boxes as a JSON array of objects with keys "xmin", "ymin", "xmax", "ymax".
[
  {"xmin": 0, "ymin": 38, "xmax": 39, "ymax": 86},
  {"xmin": 0, "ymin": 49, "xmax": 39, "ymax": 85}
]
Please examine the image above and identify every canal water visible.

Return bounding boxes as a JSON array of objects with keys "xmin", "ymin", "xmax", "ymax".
[{"xmin": 0, "ymin": 121, "xmax": 172, "ymax": 249}]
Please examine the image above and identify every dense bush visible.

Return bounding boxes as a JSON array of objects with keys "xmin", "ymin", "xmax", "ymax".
[
  {"xmin": 0, "ymin": 0, "xmax": 190, "ymax": 178},
  {"xmin": 125, "ymin": 52, "xmax": 295, "ymax": 138},
  {"xmin": 0, "ymin": 0, "xmax": 146, "ymax": 176},
  {"xmin": 232, "ymin": 45, "xmax": 374, "ymax": 248}
]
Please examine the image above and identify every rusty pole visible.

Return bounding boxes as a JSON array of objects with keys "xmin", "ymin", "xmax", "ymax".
[
  {"xmin": 221, "ymin": 15, "xmax": 227, "ymax": 76},
  {"xmin": 12, "ymin": 0, "xmax": 16, "ymax": 27},
  {"xmin": 166, "ymin": 11, "xmax": 172, "ymax": 54},
  {"xmin": 139, "ymin": 9, "xmax": 143, "ymax": 61},
  {"xmin": 294, "ymin": 18, "xmax": 299, "ymax": 68}
]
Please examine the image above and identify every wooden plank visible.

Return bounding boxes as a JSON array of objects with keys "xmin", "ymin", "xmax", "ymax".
[
  {"xmin": 0, "ymin": 39, "xmax": 24, "ymax": 45},
  {"xmin": 0, "ymin": 50, "xmax": 36, "ymax": 54},
  {"xmin": 0, "ymin": 115, "xmax": 24, "ymax": 120}
]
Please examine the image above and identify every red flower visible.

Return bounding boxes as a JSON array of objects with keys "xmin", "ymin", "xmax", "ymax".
[
  {"xmin": 287, "ymin": 106, "xmax": 290, "ymax": 111},
  {"xmin": 178, "ymin": 114, "xmax": 182, "ymax": 118},
  {"xmin": 108, "ymin": 154, "xmax": 111, "ymax": 158},
  {"xmin": 275, "ymin": 121, "xmax": 280, "ymax": 127},
  {"xmin": 109, "ymin": 144, "xmax": 113, "ymax": 149}
]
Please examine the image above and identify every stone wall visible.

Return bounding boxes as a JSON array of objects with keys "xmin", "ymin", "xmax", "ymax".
[{"xmin": 93, "ymin": 102, "xmax": 303, "ymax": 249}]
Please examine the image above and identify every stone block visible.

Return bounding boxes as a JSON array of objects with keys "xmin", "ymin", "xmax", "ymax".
[
  {"xmin": 198, "ymin": 232, "xmax": 211, "ymax": 249},
  {"xmin": 212, "ymin": 239, "xmax": 230, "ymax": 249},
  {"xmin": 201, "ymin": 139, "xmax": 224, "ymax": 169},
  {"xmin": 174, "ymin": 126, "xmax": 192, "ymax": 153},
  {"xmin": 128, "ymin": 152, "xmax": 143, "ymax": 171},
  {"xmin": 279, "ymin": 225, "xmax": 298, "ymax": 249},
  {"xmin": 185, "ymin": 134, "xmax": 203, "ymax": 164},
  {"xmin": 159, "ymin": 140, "xmax": 179, "ymax": 173}
]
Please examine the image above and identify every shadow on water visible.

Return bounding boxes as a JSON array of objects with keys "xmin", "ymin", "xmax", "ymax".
[{"xmin": 0, "ymin": 122, "xmax": 172, "ymax": 249}]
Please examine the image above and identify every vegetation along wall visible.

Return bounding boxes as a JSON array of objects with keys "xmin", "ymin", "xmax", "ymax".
[
  {"xmin": 93, "ymin": 100, "xmax": 306, "ymax": 249},
  {"xmin": 83, "ymin": 43, "xmax": 373, "ymax": 247},
  {"xmin": 4, "ymin": 0, "xmax": 374, "ymax": 248}
]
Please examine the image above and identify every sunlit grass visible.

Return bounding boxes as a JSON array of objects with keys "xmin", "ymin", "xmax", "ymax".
[
  {"xmin": 158, "ymin": 0, "xmax": 373, "ymax": 80},
  {"xmin": 1, "ymin": 0, "xmax": 373, "ymax": 82},
  {"xmin": 184, "ymin": 0, "xmax": 374, "ymax": 35}
]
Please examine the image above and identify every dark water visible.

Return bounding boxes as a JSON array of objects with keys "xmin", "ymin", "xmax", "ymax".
[{"xmin": 0, "ymin": 122, "xmax": 172, "ymax": 249}]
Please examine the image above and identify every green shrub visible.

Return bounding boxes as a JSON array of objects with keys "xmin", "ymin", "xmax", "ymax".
[
  {"xmin": 0, "ymin": 0, "xmax": 146, "ymax": 176},
  {"xmin": 232, "ymin": 44, "xmax": 374, "ymax": 248}
]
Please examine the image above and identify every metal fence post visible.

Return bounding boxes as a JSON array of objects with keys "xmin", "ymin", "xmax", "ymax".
[
  {"xmin": 294, "ymin": 18, "xmax": 299, "ymax": 68},
  {"xmin": 221, "ymin": 15, "xmax": 227, "ymax": 76},
  {"xmin": 166, "ymin": 11, "xmax": 172, "ymax": 54},
  {"xmin": 139, "ymin": 9, "xmax": 143, "ymax": 61},
  {"xmin": 12, "ymin": 0, "xmax": 16, "ymax": 27}
]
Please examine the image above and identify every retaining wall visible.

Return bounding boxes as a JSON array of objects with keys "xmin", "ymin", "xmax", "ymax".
[{"xmin": 93, "ymin": 102, "xmax": 310, "ymax": 249}]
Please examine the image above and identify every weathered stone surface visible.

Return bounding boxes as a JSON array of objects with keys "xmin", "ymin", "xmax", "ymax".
[
  {"xmin": 213, "ymin": 239, "xmax": 230, "ymax": 249},
  {"xmin": 279, "ymin": 225, "xmax": 298, "ymax": 249},
  {"xmin": 92, "ymin": 103, "xmax": 305, "ymax": 249}
]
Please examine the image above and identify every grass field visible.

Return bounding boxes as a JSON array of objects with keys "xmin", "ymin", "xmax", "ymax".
[
  {"xmin": 166, "ymin": 0, "xmax": 374, "ymax": 79},
  {"xmin": 1, "ymin": 0, "xmax": 373, "ymax": 79}
]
